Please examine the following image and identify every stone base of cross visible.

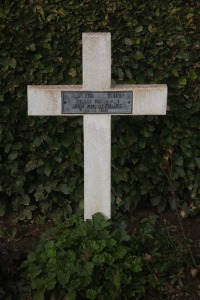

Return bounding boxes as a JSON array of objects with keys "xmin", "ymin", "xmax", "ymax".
[{"xmin": 28, "ymin": 33, "xmax": 167, "ymax": 220}]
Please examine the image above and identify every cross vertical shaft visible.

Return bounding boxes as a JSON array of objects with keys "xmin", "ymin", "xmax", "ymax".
[
  {"xmin": 83, "ymin": 33, "xmax": 111, "ymax": 219},
  {"xmin": 27, "ymin": 32, "xmax": 167, "ymax": 221}
]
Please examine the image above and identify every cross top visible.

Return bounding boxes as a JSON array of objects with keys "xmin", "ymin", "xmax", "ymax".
[
  {"xmin": 28, "ymin": 32, "xmax": 167, "ymax": 219},
  {"xmin": 83, "ymin": 32, "xmax": 111, "ymax": 90}
]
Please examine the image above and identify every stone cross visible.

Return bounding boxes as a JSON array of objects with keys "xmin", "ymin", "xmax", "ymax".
[{"xmin": 28, "ymin": 32, "xmax": 167, "ymax": 220}]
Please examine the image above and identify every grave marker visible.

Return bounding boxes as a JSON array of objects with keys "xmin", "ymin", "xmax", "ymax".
[{"xmin": 28, "ymin": 32, "xmax": 167, "ymax": 220}]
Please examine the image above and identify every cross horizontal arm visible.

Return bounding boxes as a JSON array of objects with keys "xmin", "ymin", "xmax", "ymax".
[{"xmin": 28, "ymin": 84, "xmax": 167, "ymax": 116}]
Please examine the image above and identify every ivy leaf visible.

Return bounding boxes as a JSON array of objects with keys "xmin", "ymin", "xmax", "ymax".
[
  {"xmin": 60, "ymin": 184, "xmax": 70, "ymax": 195},
  {"xmin": 86, "ymin": 289, "xmax": 97, "ymax": 300},
  {"xmin": 176, "ymin": 166, "xmax": 185, "ymax": 177},
  {"xmin": 26, "ymin": 160, "xmax": 37, "ymax": 172},
  {"xmin": 116, "ymin": 196, "xmax": 123, "ymax": 206},
  {"xmin": 175, "ymin": 157, "xmax": 183, "ymax": 167},
  {"xmin": 44, "ymin": 165, "xmax": 52, "ymax": 177},
  {"xmin": 138, "ymin": 139, "xmax": 145, "ymax": 149},
  {"xmin": 43, "ymin": 277, "xmax": 56, "ymax": 290},
  {"xmin": 113, "ymin": 271, "xmax": 121, "ymax": 290},
  {"xmin": 133, "ymin": 51, "xmax": 144, "ymax": 60},
  {"xmin": 151, "ymin": 195, "xmax": 161, "ymax": 207},
  {"xmin": 68, "ymin": 68, "xmax": 77, "ymax": 77},
  {"xmin": 23, "ymin": 208, "xmax": 32, "ymax": 220},
  {"xmin": 21, "ymin": 195, "xmax": 30, "ymax": 206},
  {"xmin": 178, "ymin": 77, "xmax": 187, "ymax": 86},
  {"xmin": 194, "ymin": 157, "xmax": 200, "ymax": 169},
  {"xmin": 8, "ymin": 151, "xmax": 18, "ymax": 160},
  {"xmin": 12, "ymin": 142, "xmax": 23, "ymax": 150},
  {"xmin": 171, "ymin": 68, "xmax": 179, "ymax": 77},
  {"xmin": 124, "ymin": 38, "xmax": 134, "ymax": 46},
  {"xmin": 135, "ymin": 25, "xmax": 143, "ymax": 33},
  {"xmin": 9, "ymin": 58, "xmax": 16, "ymax": 68},
  {"xmin": 148, "ymin": 24, "xmax": 157, "ymax": 33},
  {"xmin": 29, "ymin": 43, "xmax": 36, "ymax": 51},
  {"xmin": 117, "ymin": 68, "xmax": 124, "ymax": 80},
  {"xmin": 34, "ymin": 54, "xmax": 42, "ymax": 60},
  {"xmin": 125, "ymin": 69, "xmax": 133, "ymax": 79},
  {"xmin": 141, "ymin": 129, "xmax": 152, "ymax": 137},
  {"xmin": 132, "ymin": 257, "xmax": 143, "ymax": 272}
]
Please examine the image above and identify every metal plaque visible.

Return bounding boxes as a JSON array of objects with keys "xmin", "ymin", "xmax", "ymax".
[{"xmin": 62, "ymin": 91, "xmax": 133, "ymax": 114}]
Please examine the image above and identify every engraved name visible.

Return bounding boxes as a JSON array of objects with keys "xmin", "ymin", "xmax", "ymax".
[{"xmin": 62, "ymin": 91, "xmax": 133, "ymax": 114}]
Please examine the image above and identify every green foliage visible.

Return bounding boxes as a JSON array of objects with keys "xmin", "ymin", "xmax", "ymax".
[
  {"xmin": 0, "ymin": 0, "xmax": 200, "ymax": 218},
  {"xmin": 21, "ymin": 213, "xmax": 192, "ymax": 299}
]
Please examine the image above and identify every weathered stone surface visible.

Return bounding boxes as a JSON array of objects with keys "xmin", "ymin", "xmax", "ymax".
[
  {"xmin": 84, "ymin": 115, "xmax": 111, "ymax": 220},
  {"xmin": 28, "ymin": 33, "xmax": 167, "ymax": 220},
  {"xmin": 28, "ymin": 84, "xmax": 167, "ymax": 116},
  {"xmin": 82, "ymin": 32, "xmax": 111, "ymax": 90}
]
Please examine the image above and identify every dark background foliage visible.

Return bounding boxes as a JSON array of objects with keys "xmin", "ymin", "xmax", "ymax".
[{"xmin": 0, "ymin": 0, "xmax": 200, "ymax": 220}]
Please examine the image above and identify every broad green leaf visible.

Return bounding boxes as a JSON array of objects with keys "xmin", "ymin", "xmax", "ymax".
[
  {"xmin": 43, "ymin": 277, "xmax": 56, "ymax": 290},
  {"xmin": 44, "ymin": 165, "xmax": 52, "ymax": 177},
  {"xmin": 34, "ymin": 54, "xmax": 42, "ymax": 60},
  {"xmin": 148, "ymin": 24, "xmax": 157, "ymax": 33},
  {"xmin": 133, "ymin": 51, "xmax": 144, "ymax": 60},
  {"xmin": 33, "ymin": 136, "xmax": 43, "ymax": 147},
  {"xmin": 68, "ymin": 68, "xmax": 77, "ymax": 77},
  {"xmin": 86, "ymin": 289, "xmax": 97, "ymax": 300},
  {"xmin": 178, "ymin": 77, "xmax": 187, "ymax": 86},
  {"xmin": 132, "ymin": 158, "xmax": 139, "ymax": 165},
  {"xmin": 10, "ymin": 58, "xmax": 16, "ymax": 68},
  {"xmin": 8, "ymin": 151, "xmax": 18, "ymax": 160},
  {"xmin": 29, "ymin": 43, "xmax": 36, "ymax": 51},
  {"xmin": 141, "ymin": 129, "xmax": 152, "ymax": 137},
  {"xmin": 21, "ymin": 195, "xmax": 30, "ymax": 206},
  {"xmin": 171, "ymin": 68, "xmax": 179, "ymax": 77},
  {"xmin": 135, "ymin": 25, "xmax": 143, "ymax": 33},
  {"xmin": 124, "ymin": 38, "xmax": 134, "ymax": 46},
  {"xmin": 26, "ymin": 160, "xmax": 37, "ymax": 172},
  {"xmin": 176, "ymin": 157, "xmax": 183, "ymax": 167},
  {"xmin": 176, "ymin": 166, "xmax": 185, "ymax": 177},
  {"xmin": 117, "ymin": 68, "xmax": 124, "ymax": 80},
  {"xmin": 138, "ymin": 139, "xmax": 145, "ymax": 149},
  {"xmin": 116, "ymin": 196, "xmax": 123, "ymax": 206},
  {"xmin": 113, "ymin": 271, "xmax": 121, "ymax": 290},
  {"xmin": 60, "ymin": 184, "xmax": 70, "ymax": 195},
  {"xmin": 22, "ymin": 208, "xmax": 32, "ymax": 220},
  {"xmin": 151, "ymin": 195, "xmax": 161, "ymax": 207},
  {"xmin": 12, "ymin": 142, "xmax": 23, "ymax": 150},
  {"xmin": 125, "ymin": 69, "xmax": 133, "ymax": 79},
  {"xmin": 132, "ymin": 257, "xmax": 143, "ymax": 272}
]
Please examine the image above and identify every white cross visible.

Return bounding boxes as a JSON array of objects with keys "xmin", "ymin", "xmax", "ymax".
[{"xmin": 28, "ymin": 32, "xmax": 167, "ymax": 220}]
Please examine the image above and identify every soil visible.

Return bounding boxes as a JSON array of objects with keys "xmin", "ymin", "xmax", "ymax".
[{"xmin": 1, "ymin": 209, "xmax": 200, "ymax": 299}]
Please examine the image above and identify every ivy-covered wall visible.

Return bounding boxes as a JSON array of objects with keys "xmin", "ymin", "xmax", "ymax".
[{"xmin": 0, "ymin": 0, "xmax": 200, "ymax": 220}]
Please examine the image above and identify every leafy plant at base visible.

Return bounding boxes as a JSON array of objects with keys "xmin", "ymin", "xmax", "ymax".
[
  {"xmin": 21, "ymin": 213, "xmax": 193, "ymax": 299},
  {"xmin": 0, "ymin": 0, "xmax": 200, "ymax": 219}
]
